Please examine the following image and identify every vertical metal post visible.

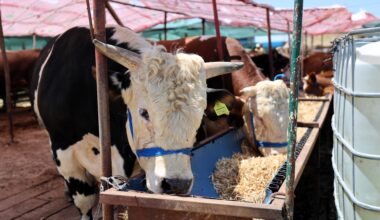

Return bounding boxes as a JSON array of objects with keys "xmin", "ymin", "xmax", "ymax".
[
  {"xmin": 211, "ymin": 0, "xmax": 226, "ymax": 88},
  {"xmin": 311, "ymin": 35, "xmax": 314, "ymax": 50},
  {"xmin": 321, "ymin": 34, "xmax": 324, "ymax": 47},
  {"xmin": 211, "ymin": 0, "xmax": 224, "ymax": 61},
  {"xmin": 32, "ymin": 34, "xmax": 37, "ymax": 49},
  {"xmin": 164, "ymin": 12, "xmax": 167, "ymax": 40},
  {"xmin": 287, "ymin": 20, "xmax": 292, "ymax": 55},
  {"xmin": 0, "ymin": 7, "xmax": 14, "ymax": 143},
  {"xmin": 93, "ymin": 0, "xmax": 113, "ymax": 219},
  {"xmin": 304, "ymin": 32, "xmax": 308, "ymax": 55},
  {"xmin": 201, "ymin": 18, "xmax": 206, "ymax": 35},
  {"xmin": 266, "ymin": 8, "xmax": 274, "ymax": 79},
  {"xmin": 286, "ymin": 0, "xmax": 303, "ymax": 219}
]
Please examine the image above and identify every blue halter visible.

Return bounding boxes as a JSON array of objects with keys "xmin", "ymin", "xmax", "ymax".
[
  {"xmin": 249, "ymin": 111, "xmax": 288, "ymax": 148},
  {"xmin": 274, "ymin": 73, "xmax": 285, "ymax": 80},
  {"xmin": 127, "ymin": 109, "xmax": 192, "ymax": 158}
]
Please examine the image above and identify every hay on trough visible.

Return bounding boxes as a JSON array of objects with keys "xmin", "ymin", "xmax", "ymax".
[
  {"xmin": 212, "ymin": 126, "xmax": 308, "ymax": 204},
  {"xmin": 212, "ymin": 153, "xmax": 286, "ymax": 203},
  {"xmin": 297, "ymin": 101, "xmax": 323, "ymax": 122}
]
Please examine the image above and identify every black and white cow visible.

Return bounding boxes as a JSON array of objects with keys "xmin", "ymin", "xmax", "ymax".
[{"xmin": 30, "ymin": 26, "xmax": 242, "ymax": 219}]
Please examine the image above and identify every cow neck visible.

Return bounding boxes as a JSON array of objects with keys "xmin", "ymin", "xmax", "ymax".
[
  {"xmin": 126, "ymin": 108, "xmax": 192, "ymax": 158},
  {"xmin": 249, "ymin": 107, "xmax": 288, "ymax": 148}
]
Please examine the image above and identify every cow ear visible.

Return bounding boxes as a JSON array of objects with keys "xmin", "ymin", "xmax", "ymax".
[
  {"xmin": 109, "ymin": 71, "xmax": 131, "ymax": 90},
  {"xmin": 205, "ymin": 89, "xmax": 234, "ymax": 119},
  {"xmin": 91, "ymin": 65, "xmax": 131, "ymax": 90},
  {"xmin": 240, "ymin": 86, "xmax": 257, "ymax": 97}
]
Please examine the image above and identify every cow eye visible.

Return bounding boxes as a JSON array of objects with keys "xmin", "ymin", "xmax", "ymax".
[{"xmin": 139, "ymin": 108, "xmax": 150, "ymax": 121}]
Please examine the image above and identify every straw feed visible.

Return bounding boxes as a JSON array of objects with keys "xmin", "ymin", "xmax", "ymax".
[
  {"xmin": 212, "ymin": 127, "xmax": 308, "ymax": 203},
  {"xmin": 212, "ymin": 153, "xmax": 286, "ymax": 203},
  {"xmin": 298, "ymin": 101, "xmax": 323, "ymax": 122}
]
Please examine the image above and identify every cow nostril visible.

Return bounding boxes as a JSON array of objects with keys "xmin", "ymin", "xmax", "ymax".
[
  {"xmin": 161, "ymin": 178, "xmax": 171, "ymax": 192},
  {"xmin": 161, "ymin": 178, "xmax": 192, "ymax": 195}
]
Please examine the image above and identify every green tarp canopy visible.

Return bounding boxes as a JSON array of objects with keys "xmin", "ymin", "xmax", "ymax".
[{"xmin": 4, "ymin": 36, "xmax": 50, "ymax": 50}]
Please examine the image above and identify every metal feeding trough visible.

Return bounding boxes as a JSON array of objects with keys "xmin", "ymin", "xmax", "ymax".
[{"xmin": 116, "ymin": 128, "xmax": 245, "ymax": 198}]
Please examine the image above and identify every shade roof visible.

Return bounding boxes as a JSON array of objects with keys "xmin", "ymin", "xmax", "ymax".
[
  {"xmin": 277, "ymin": 7, "xmax": 378, "ymax": 35},
  {"xmin": 0, "ymin": 0, "xmax": 378, "ymax": 37}
]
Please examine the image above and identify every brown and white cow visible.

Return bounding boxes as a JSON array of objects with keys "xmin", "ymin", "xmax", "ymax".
[{"xmin": 302, "ymin": 52, "xmax": 334, "ymax": 96}]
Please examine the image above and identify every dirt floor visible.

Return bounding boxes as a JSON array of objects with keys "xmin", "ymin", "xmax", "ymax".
[
  {"xmin": 0, "ymin": 109, "xmax": 58, "ymax": 200},
  {"xmin": 0, "ymin": 109, "xmax": 84, "ymax": 219}
]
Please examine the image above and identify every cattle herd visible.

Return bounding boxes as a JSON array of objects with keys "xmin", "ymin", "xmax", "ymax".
[{"xmin": 0, "ymin": 25, "xmax": 333, "ymax": 219}]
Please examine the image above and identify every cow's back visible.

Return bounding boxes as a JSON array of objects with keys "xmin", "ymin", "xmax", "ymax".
[
  {"xmin": 31, "ymin": 27, "xmax": 136, "ymax": 174},
  {"xmin": 32, "ymin": 27, "xmax": 99, "ymax": 148}
]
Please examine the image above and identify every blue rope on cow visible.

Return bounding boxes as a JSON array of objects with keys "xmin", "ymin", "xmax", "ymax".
[
  {"xmin": 127, "ymin": 108, "xmax": 192, "ymax": 158},
  {"xmin": 274, "ymin": 73, "xmax": 285, "ymax": 80},
  {"xmin": 127, "ymin": 109, "xmax": 134, "ymax": 140},
  {"xmin": 136, "ymin": 147, "xmax": 192, "ymax": 158},
  {"xmin": 249, "ymin": 111, "xmax": 288, "ymax": 148}
]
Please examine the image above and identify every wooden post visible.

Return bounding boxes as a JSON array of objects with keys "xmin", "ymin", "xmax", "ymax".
[
  {"xmin": 164, "ymin": 12, "xmax": 167, "ymax": 40},
  {"xmin": 286, "ymin": 0, "xmax": 304, "ymax": 219},
  {"xmin": 266, "ymin": 8, "xmax": 274, "ymax": 79},
  {"xmin": 93, "ymin": 0, "xmax": 113, "ymax": 219},
  {"xmin": 0, "ymin": 7, "xmax": 14, "ymax": 143}
]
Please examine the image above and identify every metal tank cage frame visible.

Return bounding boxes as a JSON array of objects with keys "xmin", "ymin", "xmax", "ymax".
[{"xmin": 332, "ymin": 27, "xmax": 380, "ymax": 218}]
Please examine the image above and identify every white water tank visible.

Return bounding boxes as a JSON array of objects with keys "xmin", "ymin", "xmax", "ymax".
[{"xmin": 333, "ymin": 29, "xmax": 380, "ymax": 220}]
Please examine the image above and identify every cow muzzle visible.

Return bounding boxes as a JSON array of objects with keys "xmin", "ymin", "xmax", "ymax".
[{"xmin": 161, "ymin": 178, "xmax": 193, "ymax": 195}]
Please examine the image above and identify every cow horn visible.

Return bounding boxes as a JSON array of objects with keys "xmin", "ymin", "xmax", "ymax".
[
  {"xmin": 93, "ymin": 39, "xmax": 141, "ymax": 71},
  {"xmin": 204, "ymin": 62, "xmax": 244, "ymax": 79}
]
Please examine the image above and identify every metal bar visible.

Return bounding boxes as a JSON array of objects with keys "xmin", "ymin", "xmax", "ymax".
[
  {"xmin": 110, "ymin": 0, "xmax": 185, "ymax": 15},
  {"xmin": 201, "ymin": 18, "xmax": 206, "ymax": 35},
  {"xmin": 311, "ymin": 35, "xmax": 314, "ymax": 49},
  {"xmin": 332, "ymin": 151, "xmax": 380, "ymax": 211},
  {"xmin": 304, "ymin": 32, "xmax": 308, "ymax": 55},
  {"xmin": 211, "ymin": 0, "xmax": 226, "ymax": 88},
  {"xmin": 266, "ymin": 8, "xmax": 274, "ymax": 79},
  {"xmin": 333, "ymin": 80, "xmax": 380, "ymax": 97},
  {"xmin": 0, "ymin": 7, "xmax": 14, "ymax": 143},
  {"xmin": 347, "ymin": 27, "xmax": 380, "ymax": 36},
  {"xmin": 106, "ymin": 0, "xmax": 125, "ymax": 26},
  {"xmin": 86, "ymin": 0, "xmax": 95, "ymax": 40},
  {"xmin": 211, "ymin": 0, "xmax": 223, "ymax": 61},
  {"xmin": 287, "ymin": 20, "xmax": 291, "ymax": 55},
  {"xmin": 286, "ymin": 0, "xmax": 303, "ymax": 219},
  {"xmin": 163, "ymin": 12, "xmax": 167, "ymax": 40},
  {"xmin": 93, "ymin": 0, "xmax": 113, "ymax": 219},
  {"xmin": 332, "ymin": 118, "xmax": 380, "ymax": 160},
  {"xmin": 32, "ymin": 34, "xmax": 36, "ymax": 49},
  {"xmin": 321, "ymin": 34, "xmax": 324, "ymax": 47}
]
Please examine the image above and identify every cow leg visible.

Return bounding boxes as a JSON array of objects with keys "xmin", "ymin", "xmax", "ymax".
[{"xmin": 54, "ymin": 143, "xmax": 97, "ymax": 220}]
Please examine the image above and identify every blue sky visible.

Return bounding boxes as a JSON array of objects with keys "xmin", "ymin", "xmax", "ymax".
[{"xmin": 257, "ymin": 0, "xmax": 380, "ymax": 18}]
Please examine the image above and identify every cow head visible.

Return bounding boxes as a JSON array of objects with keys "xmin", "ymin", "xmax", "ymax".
[
  {"xmin": 202, "ymin": 88, "xmax": 244, "ymax": 136},
  {"xmin": 241, "ymin": 80, "xmax": 289, "ymax": 156},
  {"xmin": 93, "ymin": 39, "xmax": 242, "ymax": 194},
  {"xmin": 303, "ymin": 72, "xmax": 323, "ymax": 96}
]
